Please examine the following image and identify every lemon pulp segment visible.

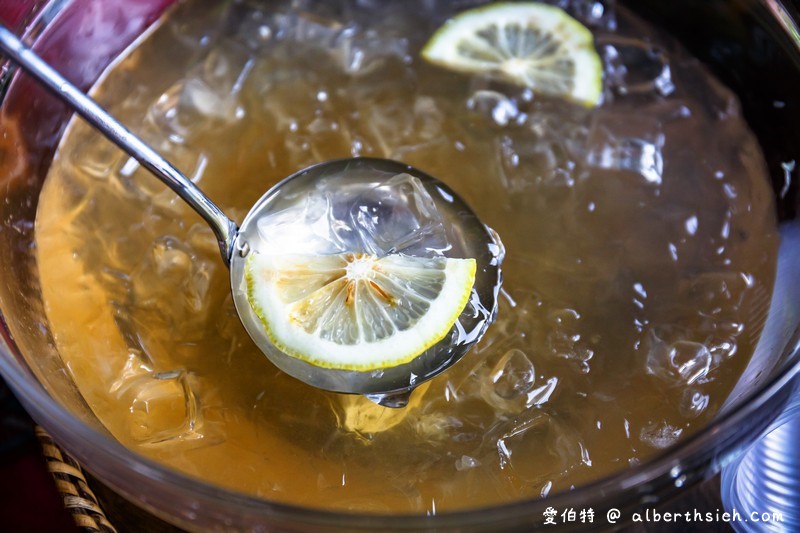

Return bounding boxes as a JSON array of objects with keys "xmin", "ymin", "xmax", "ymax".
[{"xmin": 245, "ymin": 252, "xmax": 477, "ymax": 371}]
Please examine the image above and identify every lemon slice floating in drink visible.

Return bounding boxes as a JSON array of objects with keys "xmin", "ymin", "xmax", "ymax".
[
  {"xmin": 245, "ymin": 252, "xmax": 476, "ymax": 371},
  {"xmin": 421, "ymin": 2, "xmax": 603, "ymax": 107}
]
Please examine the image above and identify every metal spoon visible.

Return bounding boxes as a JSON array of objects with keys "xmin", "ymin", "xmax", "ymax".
[{"xmin": 0, "ymin": 25, "xmax": 502, "ymax": 405}]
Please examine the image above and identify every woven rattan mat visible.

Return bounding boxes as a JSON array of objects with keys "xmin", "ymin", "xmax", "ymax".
[{"xmin": 36, "ymin": 427, "xmax": 117, "ymax": 532}]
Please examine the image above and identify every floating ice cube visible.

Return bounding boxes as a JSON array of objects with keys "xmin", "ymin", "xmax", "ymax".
[
  {"xmin": 496, "ymin": 413, "xmax": 581, "ymax": 482},
  {"xmin": 600, "ymin": 36, "xmax": 674, "ymax": 97},
  {"xmin": 146, "ymin": 41, "xmax": 253, "ymax": 143},
  {"xmin": 455, "ymin": 455, "xmax": 481, "ymax": 471},
  {"xmin": 467, "ymin": 91, "xmax": 522, "ymax": 128},
  {"xmin": 680, "ymin": 271, "xmax": 750, "ymax": 311},
  {"xmin": 115, "ymin": 369, "xmax": 211, "ymax": 446},
  {"xmin": 586, "ymin": 110, "xmax": 665, "ymax": 185},
  {"xmin": 645, "ymin": 328, "xmax": 712, "ymax": 386},
  {"xmin": 272, "ymin": 10, "xmax": 343, "ymax": 46},
  {"xmin": 222, "ymin": 4, "xmax": 275, "ymax": 52},
  {"xmin": 109, "ymin": 352, "xmax": 153, "ymax": 394},
  {"xmin": 73, "ymin": 136, "xmax": 125, "ymax": 180},
  {"xmin": 348, "ymin": 174, "xmax": 449, "ymax": 257},
  {"xmin": 131, "ymin": 237, "xmax": 218, "ymax": 332},
  {"xmin": 526, "ymin": 377, "xmax": 559, "ymax": 407},
  {"xmin": 640, "ymin": 420, "xmax": 683, "ymax": 449},
  {"xmin": 491, "ymin": 348, "xmax": 536, "ymax": 400},
  {"xmin": 330, "ymin": 26, "xmax": 409, "ymax": 76},
  {"xmin": 479, "ymin": 348, "xmax": 538, "ymax": 414},
  {"xmin": 561, "ymin": 0, "xmax": 618, "ymax": 30},
  {"xmin": 544, "ymin": 308, "xmax": 595, "ymax": 373},
  {"xmin": 200, "ymin": 40, "xmax": 255, "ymax": 99}
]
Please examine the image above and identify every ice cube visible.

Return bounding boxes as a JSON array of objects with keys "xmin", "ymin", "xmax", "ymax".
[
  {"xmin": 562, "ymin": 0, "xmax": 617, "ymax": 30},
  {"xmin": 645, "ymin": 328, "xmax": 712, "ymax": 386},
  {"xmin": 525, "ymin": 377, "xmax": 559, "ymax": 408},
  {"xmin": 455, "ymin": 455, "xmax": 481, "ymax": 471},
  {"xmin": 130, "ymin": 237, "xmax": 219, "ymax": 334},
  {"xmin": 73, "ymin": 135, "xmax": 126, "ymax": 181},
  {"xmin": 415, "ymin": 395, "xmax": 498, "ymax": 458},
  {"xmin": 543, "ymin": 308, "xmax": 595, "ymax": 373},
  {"xmin": 640, "ymin": 419, "xmax": 683, "ymax": 449},
  {"xmin": 467, "ymin": 90, "xmax": 522, "ymax": 128},
  {"xmin": 330, "ymin": 26, "xmax": 409, "ymax": 76},
  {"xmin": 146, "ymin": 81, "xmax": 212, "ymax": 144},
  {"xmin": 222, "ymin": 4, "xmax": 275, "ymax": 52},
  {"xmin": 200, "ymin": 40, "xmax": 255, "ymax": 99},
  {"xmin": 146, "ymin": 41, "xmax": 252, "ymax": 143},
  {"xmin": 348, "ymin": 173, "xmax": 449, "ymax": 257},
  {"xmin": 412, "ymin": 96, "xmax": 446, "ymax": 143},
  {"xmin": 496, "ymin": 412, "xmax": 581, "ymax": 483},
  {"xmin": 492, "ymin": 102, "xmax": 587, "ymax": 197},
  {"xmin": 256, "ymin": 194, "xmax": 351, "ymax": 255},
  {"xmin": 108, "ymin": 351, "xmax": 153, "ymax": 394},
  {"xmin": 491, "ymin": 349, "xmax": 536, "ymax": 400},
  {"xmin": 115, "ymin": 369, "xmax": 210, "ymax": 446},
  {"xmin": 600, "ymin": 36, "xmax": 674, "ymax": 98},
  {"xmin": 585, "ymin": 110, "xmax": 665, "ymax": 185},
  {"xmin": 272, "ymin": 10, "xmax": 343, "ymax": 46},
  {"xmin": 679, "ymin": 271, "xmax": 749, "ymax": 312},
  {"xmin": 479, "ymin": 348, "xmax": 537, "ymax": 414},
  {"xmin": 358, "ymin": 98, "xmax": 415, "ymax": 158}
]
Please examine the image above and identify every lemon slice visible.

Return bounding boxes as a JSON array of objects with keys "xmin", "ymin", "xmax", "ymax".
[
  {"xmin": 421, "ymin": 2, "xmax": 603, "ymax": 107},
  {"xmin": 245, "ymin": 252, "xmax": 476, "ymax": 371}
]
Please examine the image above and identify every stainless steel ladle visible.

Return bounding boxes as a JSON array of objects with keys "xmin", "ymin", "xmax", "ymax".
[{"xmin": 0, "ymin": 25, "xmax": 502, "ymax": 405}]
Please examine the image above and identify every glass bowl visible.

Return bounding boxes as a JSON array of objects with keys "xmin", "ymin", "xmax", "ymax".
[{"xmin": 0, "ymin": 0, "xmax": 798, "ymax": 530}]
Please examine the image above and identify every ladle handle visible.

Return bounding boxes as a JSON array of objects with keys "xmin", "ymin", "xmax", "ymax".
[{"xmin": 0, "ymin": 24, "xmax": 238, "ymax": 265}]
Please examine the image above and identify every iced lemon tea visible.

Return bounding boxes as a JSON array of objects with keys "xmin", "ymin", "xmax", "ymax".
[{"xmin": 35, "ymin": 0, "xmax": 778, "ymax": 512}]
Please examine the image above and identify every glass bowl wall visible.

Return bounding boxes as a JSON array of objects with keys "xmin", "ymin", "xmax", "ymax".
[{"xmin": 0, "ymin": 0, "xmax": 798, "ymax": 530}]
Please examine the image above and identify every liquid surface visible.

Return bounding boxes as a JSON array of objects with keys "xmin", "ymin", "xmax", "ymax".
[{"xmin": 36, "ymin": 0, "xmax": 778, "ymax": 513}]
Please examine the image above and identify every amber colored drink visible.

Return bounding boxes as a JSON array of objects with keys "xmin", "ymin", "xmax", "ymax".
[{"xmin": 35, "ymin": 0, "xmax": 778, "ymax": 513}]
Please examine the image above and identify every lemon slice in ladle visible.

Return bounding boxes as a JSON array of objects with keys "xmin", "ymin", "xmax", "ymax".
[
  {"xmin": 246, "ymin": 252, "xmax": 476, "ymax": 371},
  {"xmin": 422, "ymin": 2, "xmax": 604, "ymax": 107}
]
